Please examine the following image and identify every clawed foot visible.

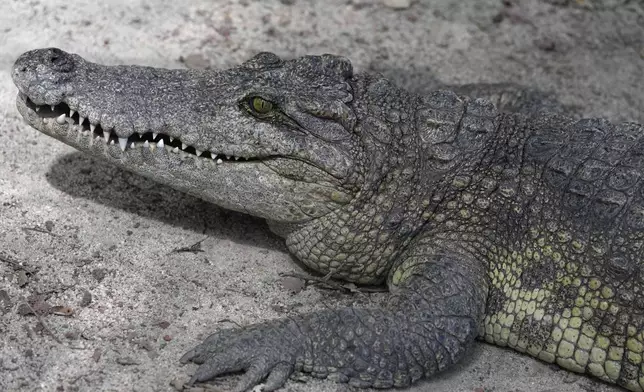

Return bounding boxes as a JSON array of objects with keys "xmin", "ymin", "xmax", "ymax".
[{"xmin": 180, "ymin": 321, "xmax": 302, "ymax": 392}]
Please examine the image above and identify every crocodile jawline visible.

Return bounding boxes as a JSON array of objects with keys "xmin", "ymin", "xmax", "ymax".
[{"xmin": 22, "ymin": 94, "xmax": 254, "ymax": 163}]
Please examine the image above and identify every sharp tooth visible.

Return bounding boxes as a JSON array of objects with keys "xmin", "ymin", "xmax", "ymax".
[
  {"xmin": 170, "ymin": 137, "xmax": 174, "ymax": 142},
  {"xmin": 216, "ymin": 158, "xmax": 223, "ymax": 165},
  {"xmin": 118, "ymin": 137, "xmax": 128, "ymax": 151},
  {"xmin": 110, "ymin": 140, "xmax": 115, "ymax": 145},
  {"xmin": 211, "ymin": 154, "xmax": 217, "ymax": 160},
  {"xmin": 90, "ymin": 124, "xmax": 96, "ymax": 133},
  {"xmin": 43, "ymin": 117, "xmax": 49, "ymax": 124},
  {"xmin": 55, "ymin": 113, "xmax": 67, "ymax": 124},
  {"xmin": 225, "ymin": 155, "xmax": 231, "ymax": 160},
  {"xmin": 195, "ymin": 149, "xmax": 203, "ymax": 156},
  {"xmin": 79, "ymin": 116, "xmax": 85, "ymax": 125},
  {"xmin": 157, "ymin": 139, "xmax": 164, "ymax": 148},
  {"xmin": 35, "ymin": 106, "xmax": 41, "ymax": 112},
  {"xmin": 234, "ymin": 156, "xmax": 240, "ymax": 161},
  {"xmin": 182, "ymin": 143, "xmax": 188, "ymax": 150},
  {"xmin": 152, "ymin": 132, "xmax": 158, "ymax": 140},
  {"xmin": 130, "ymin": 142, "xmax": 135, "ymax": 149},
  {"xmin": 103, "ymin": 130, "xmax": 111, "ymax": 143},
  {"xmin": 172, "ymin": 146, "xmax": 179, "ymax": 153},
  {"xmin": 143, "ymin": 140, "xmax": 150, "ymax": 148},
  {"xmin": 51, "ymin": 105, "xmax": 55, "ymax": 111},
  {"xmin": 119, "ymin": 137, "xmax": 128, "ymax": 151},
  {"xmin": 70, "ymin": 109, "xmax": 75, "ymax": 117}
]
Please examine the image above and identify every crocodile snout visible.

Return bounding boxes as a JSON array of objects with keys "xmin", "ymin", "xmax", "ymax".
[
  {"xmin": 12, "ymin": 48, "xmax": 78, "ymax": 105},
  {"xmin": 13, "ymin": 47, "xmax": 76, "ymax": 76}
]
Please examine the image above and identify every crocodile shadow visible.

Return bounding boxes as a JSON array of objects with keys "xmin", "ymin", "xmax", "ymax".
[{"xmin": 45, "ymin": 151, "xmax": 284, "ymax": 251}]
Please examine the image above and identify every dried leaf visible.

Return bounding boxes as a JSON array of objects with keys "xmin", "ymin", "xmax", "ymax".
[{"xmin": 50, "ymin": 305, "xmax": 74, "ymax": 317}]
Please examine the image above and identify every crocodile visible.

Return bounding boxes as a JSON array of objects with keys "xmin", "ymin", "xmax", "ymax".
[{"xmin": 11, "ymin": 47, "xmax": 644, "ymax": 391}]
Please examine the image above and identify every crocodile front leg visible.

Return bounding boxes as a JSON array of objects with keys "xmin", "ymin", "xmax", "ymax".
[{"xmin": 180, "ymin": 243, "xmax": 487, "ymax": 390}]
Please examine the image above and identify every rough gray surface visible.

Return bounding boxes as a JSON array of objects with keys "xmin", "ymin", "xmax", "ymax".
[{"xmin": 1, "ymin": 0, "xmax": 643, "ymax": 391}]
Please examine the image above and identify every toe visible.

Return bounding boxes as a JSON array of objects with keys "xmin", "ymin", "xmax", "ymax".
[
  {"xmin": 189, "ymin": 355, "xmax": 247, "ymax": 385},
  {"xmin": 231, "ymin": 362, "xmax": 272, "ymax": 392},
  {"xmin": 180, "ymin": 347, "xmax": 201, "ymax": 364},
  {"xmin": 261, "ymin": 362, "xmax": 293, "ymax": 392},
  {"xmin": 181, "ymin": 330, "xmax": 231, "ymax": 364}
]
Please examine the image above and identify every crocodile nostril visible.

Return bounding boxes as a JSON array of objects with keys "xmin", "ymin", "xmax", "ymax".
[
  {"xmin": 44, "ymin": 48, "xmax": 75, "ymax": 72},
  {"xmin": 49, "ymin": 48, "xmax": 63, "ymax": 65}
]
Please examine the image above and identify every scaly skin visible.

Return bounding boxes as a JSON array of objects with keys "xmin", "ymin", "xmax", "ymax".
[{"xmin": 11, "ymin": 48, "xmax": 644, "ymax": 391}]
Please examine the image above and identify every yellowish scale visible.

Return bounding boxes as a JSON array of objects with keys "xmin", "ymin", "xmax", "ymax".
[
  {"xmin": 415, "ymin": 188, "xmax": 644, "ymax": 390},
  {"xmin": 480, "ymin": 229, "xmax": 644, "ymax": 391}
]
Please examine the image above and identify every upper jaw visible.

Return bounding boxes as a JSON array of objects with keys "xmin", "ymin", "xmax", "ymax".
[{"xmin": 12, "ymin": 47, "xmax": 256, "ymax": 162}]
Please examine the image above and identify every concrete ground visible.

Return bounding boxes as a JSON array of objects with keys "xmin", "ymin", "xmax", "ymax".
[{"xmin": 1, "ymin": 0, "xmax": 642, "ymax": 391}]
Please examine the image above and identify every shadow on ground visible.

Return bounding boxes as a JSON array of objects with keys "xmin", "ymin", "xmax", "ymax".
[{"xmin": 44, "ymin": 151, "xmax": 282, "ymax": 251}]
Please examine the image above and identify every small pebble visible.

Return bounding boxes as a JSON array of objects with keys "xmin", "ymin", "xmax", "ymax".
[
  {"xmin": 16, "ymin": 270, "xmax": 29, "ymax": 287},
  {"xmin": 281, "ymin": 276, "xmax": 305, "ymax": 293},
  {"xmin": 64, "ymin": 331, "xmax": 80, "ymax": 340},
  {"xmin": 17, "ymin": 303, "xmax": 33, "ymax": 316},
  {"xmin": 178, "ymin": 53, "xmax": 210, "ymax": 69},
  {"xmin": 156, "ymin": 320, "xmax": 171, "ymax": 329},
  {"xmin": 92, "ymin": 348, "xmax": 102, "ymax": 362},
  {"xmin": 383, "ymin": 0, "xmax": 411, "ymax": 9},
  {"xmin": 79, "ymin": 289, "xmax": 92, "ymax": 307},
  {"xmin": 92, "ymin": 268, "xmax": 107, "ymax": 282},
  {"xmin": 116, "ymin": 357, "xmax": 140, "ymax": 366}
]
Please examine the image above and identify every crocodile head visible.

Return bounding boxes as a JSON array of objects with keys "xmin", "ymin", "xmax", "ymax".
[{"xmin": 12, "ymin": 48, "xmax": 362, "ymax": 225}]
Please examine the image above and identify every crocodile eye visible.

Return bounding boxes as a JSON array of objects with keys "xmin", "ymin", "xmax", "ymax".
[{"xmin": 249, "ymin": 96, "xmax": 273, "ymax": 114}]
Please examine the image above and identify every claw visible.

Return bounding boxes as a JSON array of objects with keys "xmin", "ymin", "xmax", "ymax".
[
  {"xmin": 189, "ymin": 355, "xmax": 245, "ymax": 385},
  {"xmin": 230, "ymin": 363, "xmax": 271, "ymax": 392},
  {"xmin": 179, "ymin": 349, "xmax": 196, "ymax": 364},
  {"xmin": 181, "ymin": 345, "xmax": 210, "ymax": 365},
  {"xmin": 262, "ymin": 362, "xmax": 294, "ymax": 392}
]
